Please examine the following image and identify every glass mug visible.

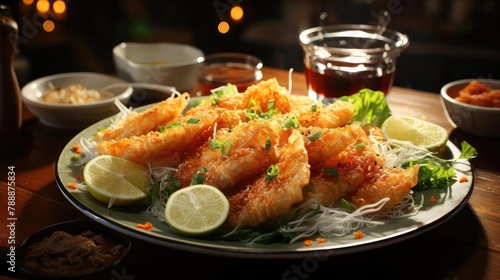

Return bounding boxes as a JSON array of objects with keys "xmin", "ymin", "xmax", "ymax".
[
  {"xmin": 198, "ymin": 53, "xmax": 263, "ymax": 95},
  {"xmin": 299, "ymin": 24, "xmax": 409, "ymax": 101}
]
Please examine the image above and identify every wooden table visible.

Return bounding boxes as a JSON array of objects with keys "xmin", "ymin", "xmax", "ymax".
[{"xmin": 1, "ymin": 67, "xmax": 499, "ymax": 280}]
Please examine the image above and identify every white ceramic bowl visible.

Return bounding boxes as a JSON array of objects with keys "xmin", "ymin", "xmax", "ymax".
[
  {"xmin": 440, "ymin": 78, "xmax": 500, "ymax": 138},
  {"xmin": 21, "ymin": 72, "xmax": 133, "ymax": 129},
  {"xmin": 113, "ymin": 42, "xmax": 204, "ymax": 93}
]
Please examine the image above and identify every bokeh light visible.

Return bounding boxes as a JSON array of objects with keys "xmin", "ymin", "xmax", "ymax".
[
  {"xmin": 230, "ymin": 6, "xmax": 244, "ymax": 21},
  {"xmin": 43, "ymin": 20, "xmax": 55, "ymax": 32},
  {"xmin": 53, "ymin": 0, "xmax": 66, "ymax": 14},
  {"xmin": 22, "ymin": 0, "xmax": 34, "ymax": 5},
  {"xmin": 36, "ymin": 0, "xmax": 50, "ymax": 13},
  {"xmin": 218, "ymin": 21, "xmax": 230, "ymax": 34}
]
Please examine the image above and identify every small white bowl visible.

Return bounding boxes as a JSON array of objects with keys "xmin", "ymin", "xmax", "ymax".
[
  {"xmin": 21, "ymin": 72, "xmax": 133, "ymax": 129},
  {"xmin": 440, "ymin": 78, "xmax": 500, "ymax": 138},
  {"xmin": 113, "ymin": 42, "xmax": 204, "ymax": 93}
]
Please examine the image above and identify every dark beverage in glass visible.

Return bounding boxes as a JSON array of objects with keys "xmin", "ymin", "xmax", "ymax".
[
  {"xmin": 304, "ymin": 62, "xmax": 395, "ymax": 98},
  {"xmin": 299, "ymin": 24, "xmax": 409, "ymax": 101}
]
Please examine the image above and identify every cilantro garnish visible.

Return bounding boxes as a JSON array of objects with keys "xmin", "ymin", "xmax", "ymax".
[{"xmin": 406, "ymin": 141, "xmax": 478, "ymax": 191}]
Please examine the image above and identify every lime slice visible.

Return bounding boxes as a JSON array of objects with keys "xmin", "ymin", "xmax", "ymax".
[
  {"xmin": 381, "ymin": 115, "xmax": 449, "ymax": 152},
  {"xmin": 165, "ymin": 184, "xmax": 230, "ymax": 236},
  {"xmin": 83, "ymin": 155, "xmax": 150, "ymax": 206}
]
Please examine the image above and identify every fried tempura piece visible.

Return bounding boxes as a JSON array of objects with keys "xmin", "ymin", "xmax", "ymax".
[
  {"xmin": 225, "ymin": 130, "xmax": 310, "ymax": 229},
  {"xmin": 299, "ymin": 122, "xmax": 365, "ymax": 164},
  {"xmin": 293, "ymin": 99, "xmax": 355, "ymax": 128},
  {"xmin": 95, "ymin": 92, "xmax": 190, "ymax": 142},
  {"xmin": 175, "ymin": 118, "xmax": 281, "ymax": 191},
  {"xmin": 346, "ymin": 164, "xmax": 420, "ymax": 211},
  {"xmin": 96, "ymin": 107, "xmax": 247, "ymax": 166},
  {"xmin": 303, "ymin": 126, "xmax": 384, "ymax": 206}
]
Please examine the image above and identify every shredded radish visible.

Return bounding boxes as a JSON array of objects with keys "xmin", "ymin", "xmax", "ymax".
[
  {"xmin": 277, "ymin": 193, "xmax": 421, "ymax": 243},
  {"xmin": 73, "ymin": 137, "xmax": 98, "ymax": 166},
  {"xmin": 70, "ymin": 181, "xmax": 87, "ymax": 191},
  {"xmin": 111, "ymin": 98, "xmax": 133, "ymax": 126},
  {"xmin": 107, "ymin": 196, "xmax": 116, "ymax": 209},
  {"xmin": 373, "ymin": 136, "xmax": 434, "ymax": 167},
  {"xmin": 147, "ymin": 199, "xmax": 168, "ymax": 223},
  {"xmin": 146, "ymin": 166, "xmax": 178, "ymax": 223},
  {"xmin": 279, "ymin": 198, "xmax": 388, "ymax": 243}
]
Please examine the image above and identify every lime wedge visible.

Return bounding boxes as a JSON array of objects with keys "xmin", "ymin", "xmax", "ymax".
[
  {"xmin": 381, "ymin": 115, "xmax": 448, "ymax": 152},
  {"xmin": 83, "ymin": 155, "xmax": 150, "ymax": 206}
]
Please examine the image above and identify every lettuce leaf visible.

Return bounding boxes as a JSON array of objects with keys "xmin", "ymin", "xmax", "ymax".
[{"xmin": 339, "ymin": 89, "xmax": 392, "ymax": 127}]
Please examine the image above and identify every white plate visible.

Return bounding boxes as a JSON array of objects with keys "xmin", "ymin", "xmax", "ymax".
[{"xmin": 55, "ymin": 102, "xmax": 474, "ymax": 259}]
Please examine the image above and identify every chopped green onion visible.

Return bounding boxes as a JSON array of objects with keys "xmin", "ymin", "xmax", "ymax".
[
  {"xmin": 341, "ymin": 198, "xmax": 356, "ymax": 213},
  {"xmin": 268, "ymin": 100, "xmax": 276, "ymax": 110},
  {"xmin": 158, "ymin": 121, "xmax": 181, "ymax": 132},
  {"xmin": 323, "ymin": 167, "xmax": 339, "ymax": 177},
  {"xmin": 311, "ymin": 104, "xmax": 317, "ymax": 112},
  {"xmin": 265, "ymin": 136, "xmax": 271, "ymax": 151},
  {"xmin": 283, "ymin": 116, "xmax": 300, "ymax": 129},
  {"xmin": 245, "ymin": 109, "xmax": 259, "ymax": 120},
  {"xmin": 265, "ymin": 165, "xmax": 279, "ymax": 181},
  {"xmin": 307, "ymin": 131, "xmax": 322, "ymax": 142},
  {"xmin": 210, "ymin": 83, "xmax": 238, "ymax": 105},
  {"xmin": 244, "ymin": 99, "xmax": 281, "ymax": 120},
  {"xmin": 247, "ymin": 98, "xmax": 262, "ymax": 112},
  {"xmin": 186, "ymin": 118, "xmax": 200, "ymax": 124},
  {"xmin": 209, "ymin": 139, "xmax": 233, "ymax": 156},
  {"xmin": 355, "ymin": 143, "xmax": 366, "ymax": 150}
]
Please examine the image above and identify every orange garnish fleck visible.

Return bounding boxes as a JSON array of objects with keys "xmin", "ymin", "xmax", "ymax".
[
  {"xmin": 429, "ymin": 195, "xmax": 437, "ymax": 203},
  {"xmin": 71, "ymin": 145, "xmax": 83, "ymax": 154},
  {"xmin": 303, "ymin": 238, "xmax": 313, "ymax": 246},
  {"xmin": 75, "ymin": 175, "xmax": 82, "ymax": 181},
  {"xmin": 316, "ymin": 237, "xmax": 327, "ymax": 243},
  {"xmin": 136, "ymin": 222, "xmax": 153, "ymax": 230},
  {"xmin": 459, "ymin": 176, "xmax": 468, "ymax": 183},
  {"xmin": 353, "ymin": 231, "xmax": 364, "ymax": 239},
  {"xmin": 67, "ymin": 182, "xmax": 78, "ymax": 190}
]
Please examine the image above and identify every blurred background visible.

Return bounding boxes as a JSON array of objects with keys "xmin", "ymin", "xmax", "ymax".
[{"xmin": 5, "ymin": 0, "xmax": 500, "ymax": 93}]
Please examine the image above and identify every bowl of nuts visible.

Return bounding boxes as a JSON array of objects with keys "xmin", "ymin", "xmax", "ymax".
[{"xmin": 21, "ymin": 72, "xmax": 133, "ymax": 129}]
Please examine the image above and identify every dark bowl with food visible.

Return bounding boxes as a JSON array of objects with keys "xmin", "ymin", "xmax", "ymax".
[{"xmin": 17, "ymin": 220, "xmax": 132, "ymax": 280}]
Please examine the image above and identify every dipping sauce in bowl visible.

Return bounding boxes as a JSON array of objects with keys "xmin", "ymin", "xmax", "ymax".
[{"xmin": 113, "ymin": 42, "xmax": 204, "ymax": 94}]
